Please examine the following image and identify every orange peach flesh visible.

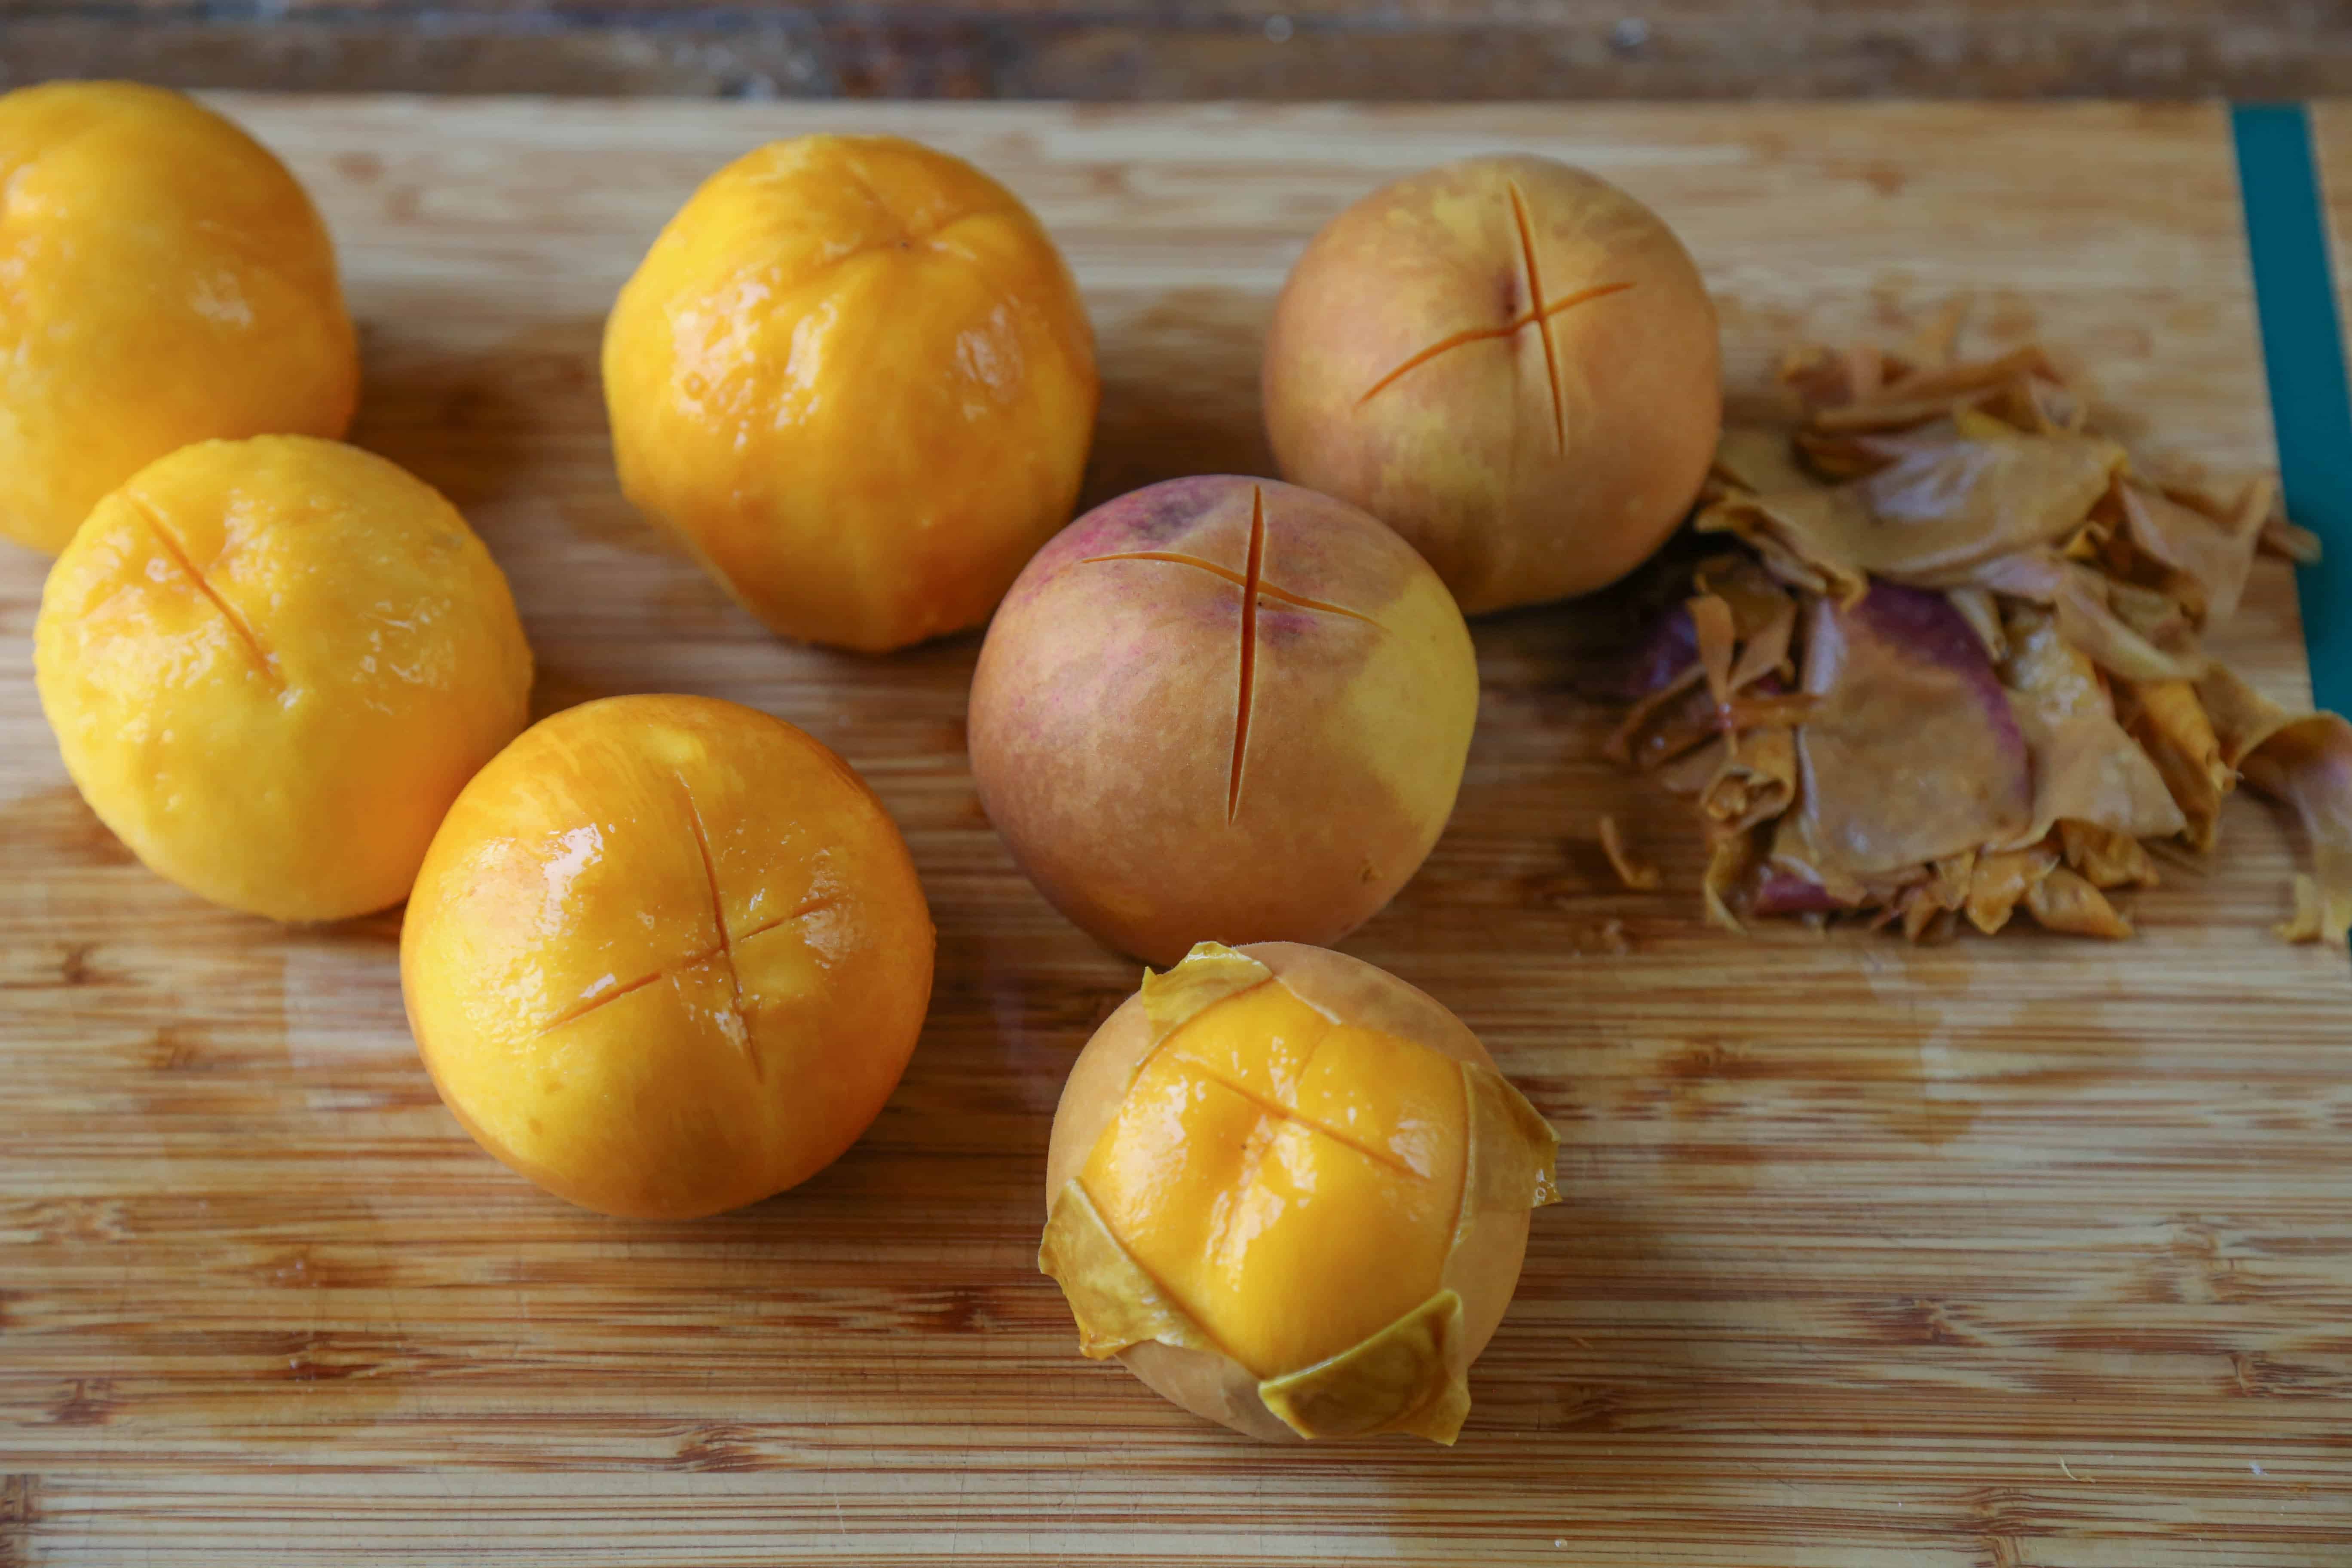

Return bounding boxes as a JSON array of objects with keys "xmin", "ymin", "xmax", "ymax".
[
  {"xmin": 401, "ymin": 694, "xmax": 934, "ymax": 1219},
  {"xmin": 602, "ymin": 134, "xmax": 1096, "ymax": 653},
  {"xmin": 34, "ymin": 436, "xmax": 529, "ymax": 922}
]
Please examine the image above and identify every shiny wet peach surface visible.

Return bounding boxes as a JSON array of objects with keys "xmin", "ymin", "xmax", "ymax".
[
  {"xmin": 0, "ymin": 81, "xmax": 358, "ymax": 554},
  {"xmin": 402, "ymin": 693, "xmax": 935, "ymax": 1218},
  {"xmin": 1078, "ymin": 977, "xmax": 1467, "ymax": 1378},
  {"xmin": 602, "ymin": 133, "xmax": 1096, "ymax": 652}
]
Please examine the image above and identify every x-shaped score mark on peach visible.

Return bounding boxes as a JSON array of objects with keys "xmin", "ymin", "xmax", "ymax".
[
  {"xmin": 530, "ymin": 777, "xmax": 838, "ymax": 1081},
  {"xmin": 1080, "ymin": 484, "xmax": 1387, "ymax": 823},
  {"xmin": 1356, "ymin": 181, "xmax": 1635, "ymax": 452}
]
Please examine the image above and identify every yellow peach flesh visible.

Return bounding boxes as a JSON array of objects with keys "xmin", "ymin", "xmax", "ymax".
[
  {"xmin": 1041, "ymin": 942, "xmax": 1560, "ymax": 1445},
  {"xmin": 1079, "ymin": 980, "xmax": 1468, "ymax": 1378},
  {"xmin": 0, "ymin": 81, "xmax": 358, "ymax": 555},
  {"xmin": 34, "ymin": 436, "xmax": 530, "ymax": 922}
]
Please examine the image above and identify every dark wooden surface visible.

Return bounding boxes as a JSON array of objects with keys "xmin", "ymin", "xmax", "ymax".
[{"xmin": 2, "ymin": 1, "xmax": 2348, "ymax": 100}]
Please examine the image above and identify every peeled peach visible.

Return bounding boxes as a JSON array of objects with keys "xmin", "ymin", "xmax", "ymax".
[
  {"xmin": 0, "ymin": 82, "xmax": 359, "ymax": 555},
  {"xmin": 35, "ymin": 436, "xmax": 530, "ymax": 922},
  {"xmin": 1263, "ymin": 153, "xmax": 1720, "ymax": 614},
  {"xmin": 1042, "ymin": 941, "xmax": 1559, "ymax": 1444},
  {"xmin": 967, "ymin": 475, "xmax": 1477, "ymax": 965},
  {"xmin": 402, "ymin": 695, "xmax": 935, "ymax": 1219},
  {"xmin": 602, "ymin": 134, "xmax": 1097, "ymax": 653}
]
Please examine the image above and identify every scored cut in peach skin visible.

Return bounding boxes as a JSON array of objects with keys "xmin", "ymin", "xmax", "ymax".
[
  {"xmin": 1263, "ymin": 153, "xmax": 1721, "ymax": 614},
  {"xmin": 967, "ymin": 475, "xmax": 1478, "ymax": 965}
]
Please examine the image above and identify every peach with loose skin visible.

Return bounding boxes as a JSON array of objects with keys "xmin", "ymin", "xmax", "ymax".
[
  {"xmin": 1263, "ymin": 153, "xmax": 1721, "ymax": 614},
  {"xmin": 1041, "ymin": 942, "xmax": 1559, "ymax": 1444},
  {"xmin": 967, "ymin": 475, "xmax": 1478, "ymax": 965}
]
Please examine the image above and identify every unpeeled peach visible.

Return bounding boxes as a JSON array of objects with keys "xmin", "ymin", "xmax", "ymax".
[
  {"xmin": 967, "ymin": 475, "xmax": 1477, "ymax": 965},
  {"xmin": 1263, "ymin": 153, "xmax": 1721, "ymax": 613}
]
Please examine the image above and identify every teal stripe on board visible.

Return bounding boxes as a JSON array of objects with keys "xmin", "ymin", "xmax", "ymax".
[{"xmin": 2233, "ymin": 103, "xmax": 2350, "ymax": 714}]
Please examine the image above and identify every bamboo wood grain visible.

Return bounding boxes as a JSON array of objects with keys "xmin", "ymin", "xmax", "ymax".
[{"xmin": 1, "ymin": 99, "xmax": 2348, "ymax": 1565}]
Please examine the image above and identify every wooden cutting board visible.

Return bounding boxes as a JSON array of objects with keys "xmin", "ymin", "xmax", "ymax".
[{"xmin": 3, "ymin": 99, "xmax": 2349, "ymax": 1566}]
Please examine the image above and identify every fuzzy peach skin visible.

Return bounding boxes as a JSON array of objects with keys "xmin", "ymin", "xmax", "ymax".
[
  {"xmin": 402, "ymin": 695, "xmax": 936, "ymax": 1219},
  {"xmin": 0, "ymin": 81, "xmax": 359, "ymax": 554},
  {"xmin": 967, "ymin": 475, "xmax": 1478, "ymax": 965},
  {"xmin": 602, "ymin": 134, "xmax": 1098, "ymax": 654},
  {"xmin": 1044, "ymin": 942, "xmax": 1556, "ymax": 1443},
  {"xmin": 35, "ymin": 436, "xmax": 530, "ymax": 922},
  {"xmin": 1262, "ymin": 153, "xmax": 1720, "ymax": 614}
]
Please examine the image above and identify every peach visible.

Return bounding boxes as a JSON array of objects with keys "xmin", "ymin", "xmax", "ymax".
[
  {"xmin": 0, "ymin": 82, "xmax": 359, "ymax": 555},
  {"xmin": 602, "ymin": 134, "xmax": 1097, "ymax": 653},
  {"xmin": 1041, "ymin": 941, "xmax": 1559, "ymax": 1443},
  {"xmin": 968, "ymin": 476, "xmax": 1477, "ymax": 965},
  {"xmin": 401, "ymin": 695, "xmax": 935, "ymax": 1219},
  {"xmin": 1262, "ymin": 153, "xmax": 1721, "ymax": 613},
  {"xmin": 35, "ymin": 436, "xmax": 530, "ymax": 922}
]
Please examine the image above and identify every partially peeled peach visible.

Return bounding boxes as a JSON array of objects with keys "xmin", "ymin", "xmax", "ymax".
[{"xmin": 1041, "ymin": 941, "xmax": 1559, "ymax": 1443}]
